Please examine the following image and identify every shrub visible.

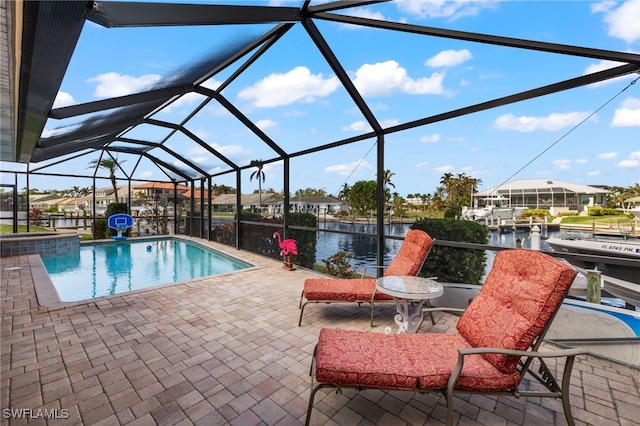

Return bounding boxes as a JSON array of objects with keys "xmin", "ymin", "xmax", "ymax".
[
  {"xmin": 443, "ymin": 208, "xmax": 457, "ymax": 218},
  {"xmin": 557, "ymin": 211, "xmax": 578, "ymax": 217},
  {"xmin": 323, "ymin": 251, "xmax": 358, "ymax": 277},
  {"xmin": 29, "ymin": 208, "xmax": 43, "ymax": 226},
  {"xmin": 92, "ymin": 219, "xmax": 107, "ymax": 240},
  {"xmin": 588, "ymin": 206, "xmax": 622, "ymax": 216},
  {"xmin": 210, "ymin": 223, "xmax": 235, "ymax": 245},
  {"xmin": 235, "ymin": 212, "xmax": 317, "ymax": 269},
  {"xmin": 411, "ymin": 218, "xmax": 488, "ymax": 284},
  {"xmin": 288, "ymin": 212, "xmax": 317, "ymax": 269},
  {"xmin": 521, "ymin": 209, "xmax": 552, "ymax": 218}
]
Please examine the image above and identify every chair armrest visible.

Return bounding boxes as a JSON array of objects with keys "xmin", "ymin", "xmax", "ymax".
[
  {"xmin": 447, "ymin": 346, "xmax": 587, "ymax": 395},
  {"xmin": 457, "ymin": 347, "xmax": 587, "ymax": 358}
]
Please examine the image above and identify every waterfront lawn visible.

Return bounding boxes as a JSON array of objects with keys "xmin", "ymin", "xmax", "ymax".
[
  {"xmin": 0, "ymin": 224, "xmax": 53, "ymax": 234},
  {"xmin": 560, "ymin": 214, "xmax": 635, "ymax": 226}
]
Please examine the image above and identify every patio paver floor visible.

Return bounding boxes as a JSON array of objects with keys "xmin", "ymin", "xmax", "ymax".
[{"xmin": 1, "ymin": 238, "xmax": 639, "ymax": 425}]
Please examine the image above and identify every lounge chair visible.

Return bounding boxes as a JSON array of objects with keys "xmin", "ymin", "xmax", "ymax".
[
  {"xmin": 305, "ymin": 249, "xmax": 586, "ymax": 426},
  {"xmin": 298, "ymin": 229, "xmax": 434, "ymax": 326}
]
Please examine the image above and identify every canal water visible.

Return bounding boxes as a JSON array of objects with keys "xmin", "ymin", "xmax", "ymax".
[{"xmin": 314, "ymin": 221, "xmax": 591, "ymax": 267}]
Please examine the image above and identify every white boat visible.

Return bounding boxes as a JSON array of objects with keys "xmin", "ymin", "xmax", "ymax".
[
  {"xmin": 461, "ymin": 197, "xmax": 526, "ymax": 223},
  {"xmin": 546, "ymin": 237, "xmax": 640, "ymax": 307}
]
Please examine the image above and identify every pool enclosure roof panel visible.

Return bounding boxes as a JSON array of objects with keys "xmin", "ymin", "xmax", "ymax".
[{"xmin": 3, "ymin": 0, "xmax": 640, "ymax": 183}]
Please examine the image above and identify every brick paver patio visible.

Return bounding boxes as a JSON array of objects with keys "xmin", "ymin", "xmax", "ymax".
[{"xmin": 2, "ymin": 237, "xmax": 639, "ymax": 425}]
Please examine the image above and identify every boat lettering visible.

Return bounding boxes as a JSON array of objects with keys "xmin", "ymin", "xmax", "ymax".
[{"xmin": 600, "ymin": 244, "xmax": 634, "ymax": 252}]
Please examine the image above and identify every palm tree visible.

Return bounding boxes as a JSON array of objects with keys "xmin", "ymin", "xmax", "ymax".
[
  {"xmin": 249, "ymin": 160, "xmax": 266, "ymax": 209},
  {"xmin": 338, "ymin": 183, "xmax": 351, "ymax": 214},
  {"xmin": 382, "ymin": 169, "xmax": 395, "ymax": 189},
  {"xmin": 88, "ymin": 156, "xmax": 125, "ymax": 203}
]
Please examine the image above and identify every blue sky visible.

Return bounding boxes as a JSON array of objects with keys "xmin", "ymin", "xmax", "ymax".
[{"xmin": 4, "ymin": 0, "xmax": 640, "ymax": 197}]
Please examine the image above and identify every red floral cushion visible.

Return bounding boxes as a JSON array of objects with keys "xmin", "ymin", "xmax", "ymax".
[
  {"xmin": 304, "ymin": 278, "xmax": 393, "ymax": 301},
  {"xmin": 456, "ymin": 249, "xmax": 576, "ymax": 374},
  {"xmin": 384, "ymin": 229, "xmax": 433, "ymax": 276},
  {"xmin": 315, "ymin": 328, "xmax": 521, "ymax": 392}
]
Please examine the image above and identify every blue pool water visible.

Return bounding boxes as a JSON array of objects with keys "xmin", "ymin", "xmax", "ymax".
[
  {"xmin": 575, "ymin": 304, "xmax": 640, "ymax": 336},
  {"xmin": 42, "ymin": 238, "xmax": 252, "ymax": 302}
]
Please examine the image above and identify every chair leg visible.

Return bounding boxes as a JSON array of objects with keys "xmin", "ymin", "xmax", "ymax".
[
  {"xmin": 299, "ymin": 290, "xmax": 305, "ymax": 309},
  {"xmin": 370, "ymin": 300, "xmax": 376, "ymax": 327},
  {"xmin": 298, "ymin": 301, "xmax": 309, "ymax": 326},
  {"xmin": 561, "ymin": 356, "xmax": 577, "ymax": 426},
  {"xmin": 304, "ymin": 384, "xmax": 327, "ymax": 426},
  {"xmin": 446, "ymin": 391, "xmax": 455, "ymax": 426}
]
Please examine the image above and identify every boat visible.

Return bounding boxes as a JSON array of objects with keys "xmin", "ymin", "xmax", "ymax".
[
  {"xmin": 461, "ymin": 196, "xmax": 526, "ymax": 223},
  {"xmin": 546, "ymin": 237, "xmax": 640, "ymax": 307}
]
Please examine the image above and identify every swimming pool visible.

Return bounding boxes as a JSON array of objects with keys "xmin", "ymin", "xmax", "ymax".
[{"xmin": 41, "ymin": 238, "xmax": 252, "ymax": 302}]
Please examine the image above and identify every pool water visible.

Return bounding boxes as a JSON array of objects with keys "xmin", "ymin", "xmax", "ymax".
[{"xmin": 42, "ymin": 238, "xmax": 252, "ymax": 302}]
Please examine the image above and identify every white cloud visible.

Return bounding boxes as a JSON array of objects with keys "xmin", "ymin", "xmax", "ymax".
[
  {"xmin": 138, "ymin": 171, "xmax": 153, "ymax": 178},
  {"xmin": 618, "ymin": 151, "xmax": 640, "ymax": 168},
  {"xmin": 416, "ymin": 161, "xmax": 429, "ymax": 168},
  {"xmin": 583, "ymin": 59, "xmax": 633, "ymax": 87},
  {"xmin": 87, "ymin": 72, "xmax": 161, "ymax": 98},
  {"xmin": 433, "ymin": 165, "xmax": 454, "ymax": 173},
  {"xmin": 342, "ymin": 121, "xmax": 371, "ymax": 132},
  {"xmin": 201, "ymin": 78, "xmax": 222, "ymax": 91},
  {"xmin": 212, "ymin": 143, "xmax": 249, "ymax": 157},
  {"xmin": 425, "ymin": 49, "xmax": 473, "ymax": 68},
  {"xmin": 324, "ymin": 160, "xmax": 373, "ymax": 175},
  {"xmin": 255, "ymin": 119, "xmax": 278, "ymax": 130},
  {"xmin": 598, "ymin": 152, "xmax": 618, "ymax": 159},
  {"xmin": 395, "ymin": 0, "xmax": 497, "ymax": 20},
  {"xmin": 352, "ymin": 60, "xmax": 446, "ymax": 96},
  {"xmin": 576, "ymin": 158, "xmax": 588, "ymax": 164},
  {"xmin": 339, "ymin": 7, "xmax": 387, "ymax": 29},
  {"xmin": 587, "ymin": 170, "xmax": 602, "ymax": 176},
  {"xmin": 237, "ymin": 66, "xmax": 339, "ymax": 108},
  {"xmin": 553, "ymin": 159, "xmax": 572, "ymax": 170},
  {"xmin": 420, "ymin": 134, "xmax": 440, "ymax": 143},
  {"xmin": 342, "ymin": 118, "xmax": 399, "ymax": 132},
  {"xmin": 192, "ymin": 157, "xmax": 209, "ymax": 164},
  {"xmin": 159, "ymin": 92, "xmax": 203, "ymax": 114},
  {"xmin": 619, "ymin": 159, "xmax": 640, "ymax": 168},
  {"xmin": 611, "ymin": 97, "xmax": 640, "ymax": 127},
  {"xmin": 592, "ymin": 0, "xmax": 640, "ymax": 43},
  {"xmin": 380, "ymin": 118, "xmax": 400, "ymax": 128},
  {"xmin": 53, "ymin": 91, "xmax": 76, "ymax": 108},
  {"xmin": 492, "ymin": 111, "xmax": 594, "ymax": 132}
]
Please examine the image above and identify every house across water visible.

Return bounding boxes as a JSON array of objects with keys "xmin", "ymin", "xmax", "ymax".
[{"xmin": 472, "ymin": 179, "xmax": 610, "ymax": 216}]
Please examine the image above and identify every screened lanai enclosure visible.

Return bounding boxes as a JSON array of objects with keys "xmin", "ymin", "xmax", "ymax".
[{"xmin": 1, "ymin": 0, "xmax": 640, "ymax": 266}]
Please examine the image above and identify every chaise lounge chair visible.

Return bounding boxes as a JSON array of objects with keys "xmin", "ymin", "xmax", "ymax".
[
  {"xmin": 298, "ymin": 229, "xmax": 434, "ymax": 326},
  {"xmin": 305, "ymin": 249, "xmax": 586, "ymax": 426}
]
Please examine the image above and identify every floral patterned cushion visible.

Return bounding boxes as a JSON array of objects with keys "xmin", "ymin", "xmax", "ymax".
[
  {"xmin": 384, "ymin": 229, "xmax": 433, "ymax": 276},
  {"xmin": 315, "ymin": 328, "xmax": 521, "ymax": 392},
  {"xmin": 304, "ymin": 278, "xmax": 393, "ymax": 301},
  {"xmin": 456, "ymin": 249, "xmax": 576, "ymax": 374}
]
